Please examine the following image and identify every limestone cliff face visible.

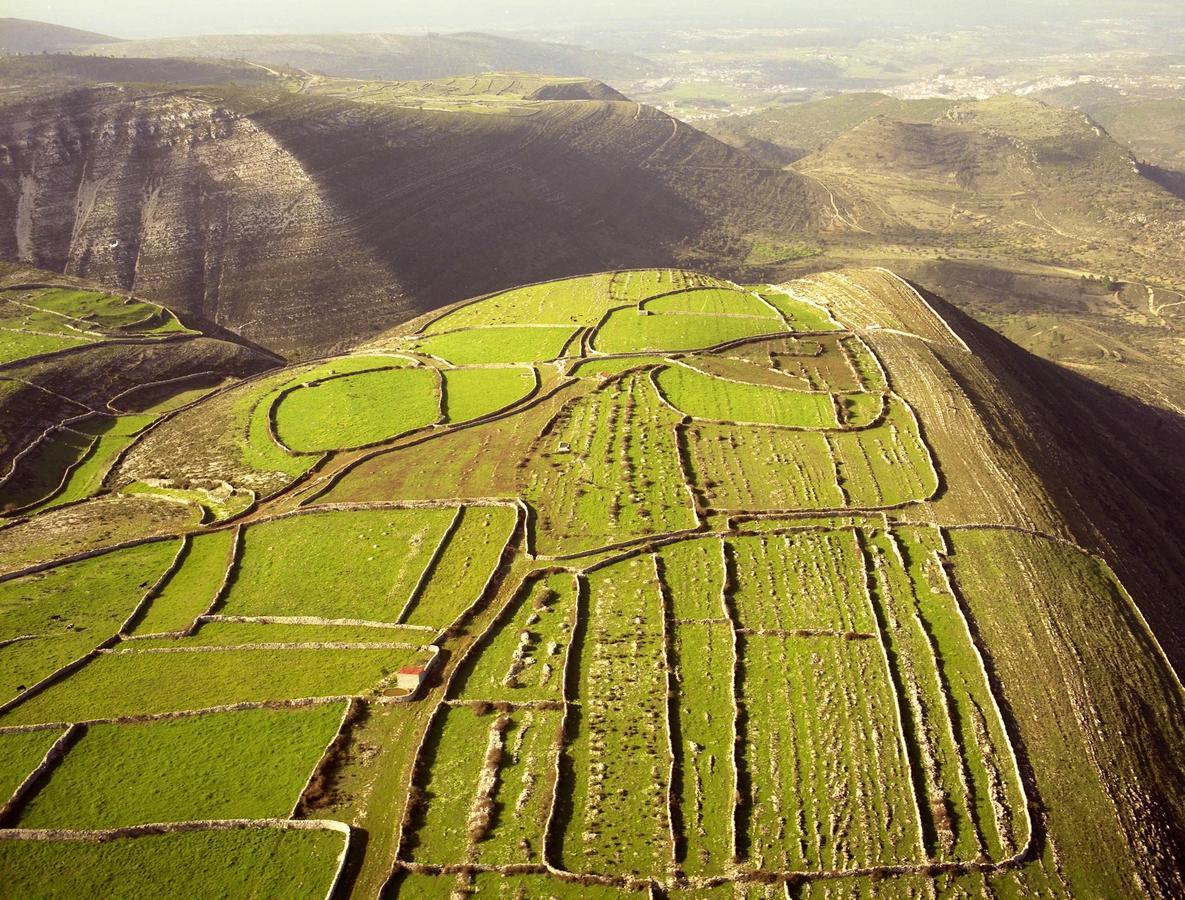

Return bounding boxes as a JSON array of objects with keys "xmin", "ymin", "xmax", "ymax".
[{"xmin": 0, "ymin": 87, "xmax": 409, "ymax": 356}]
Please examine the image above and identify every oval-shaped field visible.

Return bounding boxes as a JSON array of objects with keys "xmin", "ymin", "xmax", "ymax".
[{"xmin": 274, "ymin": 366, "xmax": 440, "ymax": 452}]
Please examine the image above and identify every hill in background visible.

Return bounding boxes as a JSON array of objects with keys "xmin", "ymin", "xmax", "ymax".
[
  {"xmin": 0, "ymin": 19, "xmax": 652, "ymax": 87},
  {"xmin": 0, "ymin": 18, "xmax": 121, "ymax": 55},
  {"xmin": 709, "ymin": 91, "xmax": 1185, "ymax": 410},
  {"xmin": 0, "ymin": 62, "xmax": 823, "ymax": 357}
]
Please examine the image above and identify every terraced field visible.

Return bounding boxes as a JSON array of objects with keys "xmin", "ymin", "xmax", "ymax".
[
  {"xmin": 0, "ymin": 286, "xmax": 192, "ymax": 367},
  {"xmin": 2, "ymin": 268, "xmax": 1182, "ymax": 899}
]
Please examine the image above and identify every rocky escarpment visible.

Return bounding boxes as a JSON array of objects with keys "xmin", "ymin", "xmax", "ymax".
[
  {"xmin": 0, "ymin": 85, "xmax": 824, "ymax": 356},
  {"xmin": 0, "ymin": 87, "xmax": 409, "ymax": 357}
]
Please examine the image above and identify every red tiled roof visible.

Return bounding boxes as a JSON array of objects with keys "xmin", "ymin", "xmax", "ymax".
[{"xmin": 398, "ymin": 666, "xmax": 425, "ymax": 675}]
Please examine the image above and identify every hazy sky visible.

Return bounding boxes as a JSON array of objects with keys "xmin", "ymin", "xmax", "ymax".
[{"xmin": 13, "ymin": 0, "xmax": 1178, "ymax": 39}]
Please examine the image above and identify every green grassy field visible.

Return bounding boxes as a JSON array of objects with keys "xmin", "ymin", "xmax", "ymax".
[
  {"xmin": 127, "ymin": 621, "xmax": 434, "ymax": 650},
  {"xmin": 275, "ymin": 366, "xmax": 440, "ymax": 451},
  {"xmin": 656, "ymin": 363, "xmax": 838, "ymax": 428},
  {"xmin": 0, "ymin": 428, "xmax": 94, "ymax": 512},
  {"xmin": 738, "ymin": 632, "xmax": 922, "ymax": 869},
  {"xmin": 0, "ymin": 287, "xmax": 189, "ymax": 366},
  {"xmin": 569, "ymin": 355, "xmax": 666, "ymax": 377},
  {"xmin": 424, "ymin": 274, "xmax": 617, "ymax": 330},
  {"xmin": 414, "ymin": 326, "xmax": 576, "ymax": 364},
  {"xmin": 1, "ymin": 646, "xmax": 414, "ymax": 725},
  {"xmin": 760, "ymin": 291, "xmax": 842, "ymax": 331},
  {"xmin": 131, "ymin": 530, "xmax": 236, "ymax": 635},
  {"xmin": 0, "ymin": 727, "xmax": 65, "ymax": 802},
  {"xmin": 642, "ymin": 288, "xmax": 779, "ymax": 319},
  {"xmin": 442, "ymin": 366, "xmax": 535, "ymax": 423},
  {"xmin": 19, "ymin": 288, "xmax": 188, "ymax": 335},
  {"xmin": 593, "ymin": 309, "xmax": 780, "ymax": 354},
  {"xmin": 0, "ymin": 540, "xmax": 181, "ymax": 702},
  {"xmin": 19, "ymin": 704, "xmax": 345, "ymax": 827},
  {"xmin": 559, "ymin": 557, "xmax": 673, "ymax": 877},
  {"xmin": 830, "ymin": 396, "xmax": 937, "ymax": 506},
  {"xmin": 407, "ymin": 704, "xmax": 493, "ymax": 864},
  {"xmin": 730, "ymin": 530, "xmax": 872, "ymax": 634},
  {"xmin": 220, "ymin": 508, "xmax": 457, "ymax": 623},
  {"xmin": 524, "ymin": 372, "xmax": 695, "ymax": 555},
  {"xmin": 687, "ymin": 423, "xmax": 842, "ymax": 510},
  {"xmin": 455, "ymin": 573, "xmax": 576, "ymax": 702},
  {"xmin": 0, "ymin": 327, "xmax": 89, "ymax": 364},
  {"xmin": 31, "ymin": 415, "xmax": 157, "ymax": 513},
  {"xmin": 114, "ymin": 366, "xmax": 320, "ymax": 498},
  {"xmin": 401, "ymin": 505, "xmax": 517, "ymax": 628},
  {"xmin": 0, "ymin": 828, "xmax": 345, "ymax": 899}
]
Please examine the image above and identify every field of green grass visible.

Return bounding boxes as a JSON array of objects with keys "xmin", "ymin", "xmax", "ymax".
[
  {"xmin": 0, "ymin": 287, "xmax": 190, "ymax": 366},
  {"xmin": 19, "ymin": 704, "xmax": 345, "ymax": 827},
  {"xmin": 593, "ymin": 309, "xmax": 780, "ymax": 354},
  {"xmin": 455, "ymin": 573, "xmax": 576, "ymax": 702},
  {"xmin": 275, "ymin": 366, "xmax": 439, "ymax": 451},
  {"xmin": 0, "ymin": 539, "xmax": 181, "ymax": 702},
  {"xmin": 0, "ymin": 828, "xmax": 345, "ymax": 899},
  {"xmin": 830, "ymin": 396, "xmax": 937, "ymax": 506},
  {"xmin": 660, "ymin": 544, "xmax": 735, "ymax": 878},
  {"xmin": 0, "ymin": 727, "xmax": 65, "ymax": 802},
  {"xmin": 656, "ymin": 363, "xmax": 838, "ymax": 428},
  {"xmin": 442, "ymin": 366, "xmax": 535, "ymax": 422},
  {"xmin": 559, "ymin": 557, "xmax": 673, "ymax": 876},
  {"xmin": 739, "ymin": 632, "xmax": 922, "ymax": 869},
  {"xmin": 407, "ymin": 704, "xmax": 493, "ymax": 864},
  {"xmin": 1, "ymin": 646, "xmax": 413, "ymax": 725},
  {"xmin": 398, "ymin": 505, "xmax": 517, "ymax": 628},
  {"xmin": 524, "ymin": 372, "xmax": 696, "ymax": 555},
  {"xmin": 642, "ymin": 288, "xmax": 779, "ymax": 320},
  {"xmin": 19, "ymin": 288, "xmax": 188, "ymax": 335},
  {"xmin": 424, "ymin": 274, "xmax": 617, "ymax": 330},
  {"xmin": 220, "ymin": 508, "xmax": 457, "ymax": 622},
  {"xmin": 760, "ymin": 291, "xmax": 842, "ymax": 331},
  {"xmin": 130, "ymin": 530, "xmax": 236, "ymax": 635},
  {"xmin": 687, "ymin": 423, "xmax": 842, "ymax": 510},
  {"xmin": 414, "ymin": 326, "xmax": 576, "ymax": 364},
  {"xmin": 730, "ymin": 530, "xmax": 872, "ymax": 634},
  {"xmin": 114, "ymin": 366, "xmax": 320, "ymax": 498},
  {"xmin": 34, "ymin": 415, "xmax": 156, "ymax": 512},
  {"xmin": 0, "ymin": 327, "xmax": 89, "ymax": 364},
  {"xmin": 0, "ymin": 428, "xmax": 94, "ymax": 512},
  {"xmin": 569, "ymin": 355, "xmax": 665, "ymax": 378}
]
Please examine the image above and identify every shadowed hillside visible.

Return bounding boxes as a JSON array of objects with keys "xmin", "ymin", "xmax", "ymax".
[
  {"xmin": 0, "ymin": 78, "xmax": 823, "ymax": 356},
  {"xmin": 0, "ymin": 54, "xmax": 284, "ymax": 100},
  {"xmin": 909, "ymin": 282, "xmax": 1185, "ymax": 669}
]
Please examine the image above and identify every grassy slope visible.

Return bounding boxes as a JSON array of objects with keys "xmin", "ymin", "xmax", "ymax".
[
  {"xmin": 0, "ymin": 829, "xmax": 345, "ymax": 899},
  {"xmin": 20, "ymin": 704, "xmax": 345, "ymax": 827},
  {"xmin": 442, "ymin": 366, "xmax": 534, "ymax": 423},
  {"xmin": 275, "ymin": 367, "xmax": 439, "ymax": 452},
  {"xmin": 0, "ymin": 540, "xmax": 181, "ymax": 702},
  {"xmin": 221, "ymin": 508, "xmax": 456, "ymax": 622}
]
